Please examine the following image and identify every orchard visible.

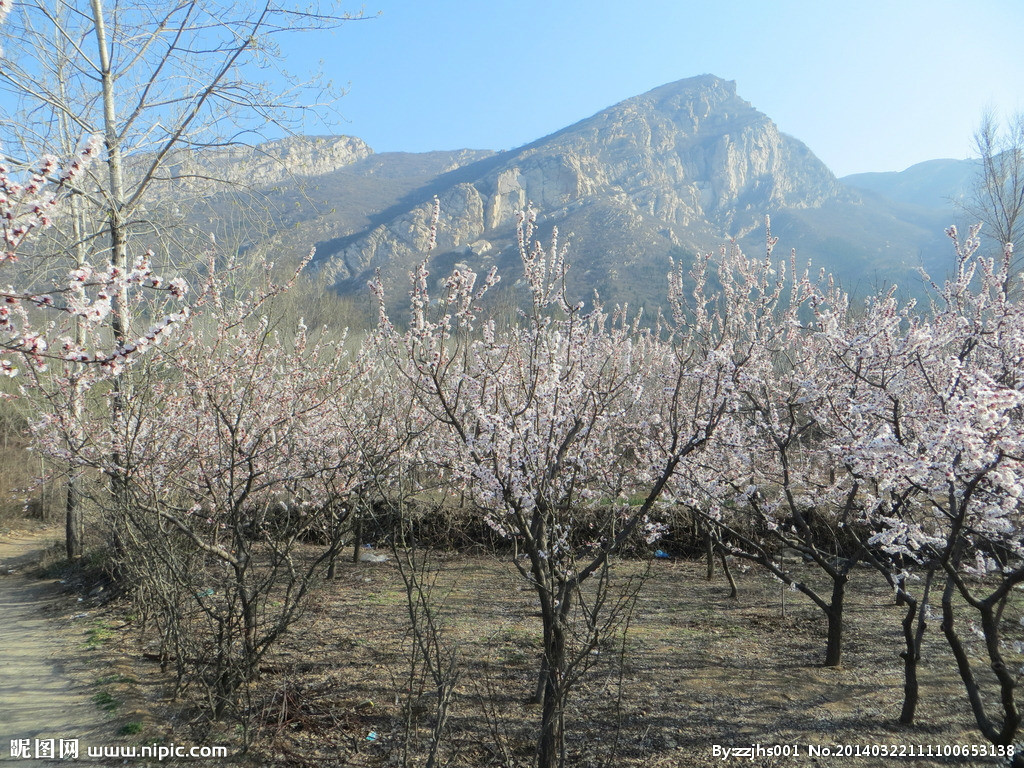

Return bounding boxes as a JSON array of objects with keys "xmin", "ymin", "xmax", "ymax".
[{"xmin": 3, "ymin": 129, "xmax": 1024, "ymax": 767}]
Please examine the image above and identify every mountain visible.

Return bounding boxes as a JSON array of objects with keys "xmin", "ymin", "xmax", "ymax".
[
  {"xmin": 842, "ymin": 159, "xmax": 976, "ymax": 210},
  {"xmin": 205, "ymin": 76, "xmax": 973, "ymax": 314}
]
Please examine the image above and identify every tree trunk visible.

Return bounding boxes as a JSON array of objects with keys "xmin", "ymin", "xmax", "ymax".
[
  {"xmin": 90, "ymin": 0, "xmax": 130, "ymax": 341},
  {"xmin": 705, "ymin": 527, "xmax": 715, "ymax": 580},
  {"xmin": 537, "ymin": 609, "xmax": 566, "ymax": 768},
  {"xmin": 719, "ymin": 549, "xmax": 737, "ymax": 599},
  {"xmin": 898, "ymin": 595, "xmax": 921, "ymax": 725},
  {"xmin": 91, "ymin": 0, "xmax": 133, "ymax": 558},
  {"xmin": 895, "ymin": 569, "xmax": 908, "ymax": 606},
  {"xmin": 63, "ymin": 180, "xmax": 89, "ymax": 561},
  {"xmin": 351, "ymin": 513, "xmax": 363, "ymax": 564},
  {"xmin": 532, "ymin": 654, "xmax": 548, "ymax": 706},
  {"xmin": 65, "ymin": 471, "xmax": 84, "ymax": 560},
  {"xmin": 64, "ymin": 374, "xmax": 85, "ymax": 560},
  {"xmin": 898, "ymin": 569, "xmax": 932, "ymax": 725},
  {"xmin": 940, "ymin": 576, "xmax": 1000, "ymax": 744},
  {"xmin": 824, "ymin": 574, "xmax": 847, "ymax": 667}
]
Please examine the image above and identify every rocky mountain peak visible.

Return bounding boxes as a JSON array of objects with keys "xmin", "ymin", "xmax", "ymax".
[
  {"xmin": 313, "ymin": 74, "xmax": 846, "ymax": 302},
  {"xmin": 214, "ymin": 76, "xmax": 941, "ymax": 314},
  {"xmin": 623, "ymin": 74, "xmax": 740, "ymax": 120}
]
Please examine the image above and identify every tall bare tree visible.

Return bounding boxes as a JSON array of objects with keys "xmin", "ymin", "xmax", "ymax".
[
  {"xmin": 965, "ymin": 111, "xmax": 1024, "ymax": 295},
  {"xmin": 0, "ymin": 0, "xmax": 362, "ymax": 557}
]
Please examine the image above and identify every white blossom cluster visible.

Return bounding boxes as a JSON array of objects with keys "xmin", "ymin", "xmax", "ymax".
[{"xmin": 0, "ymin": 137, "xmax": 188, "ymax": 377}]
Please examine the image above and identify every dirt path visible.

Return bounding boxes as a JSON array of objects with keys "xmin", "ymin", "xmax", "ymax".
[{"xmin": 0, "ymin": 528, "xmax": 119, "ymax": 765}]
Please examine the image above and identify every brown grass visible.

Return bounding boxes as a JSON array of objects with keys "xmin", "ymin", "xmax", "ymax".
[{"xmin": 93, "ymin": 546, "xmax": 1023, "ymax": 768}]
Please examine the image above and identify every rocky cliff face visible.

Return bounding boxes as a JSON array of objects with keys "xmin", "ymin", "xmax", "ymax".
[
  {"xmin": 167, "ymin": 135, "xmax": 375, "ymax": 191},
  {"xmin": 316, "ymin": 75, "xmax": 852, "ymax": 305},
  {"xmin": 501, "ymin": 76, "xmax": 841, "ymax": 230}
]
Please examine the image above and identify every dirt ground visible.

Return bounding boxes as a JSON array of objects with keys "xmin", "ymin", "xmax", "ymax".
[
  {"xmin": 4, "ymin": 530, "xmax": 1021, "ymax": 767},
  {"xmin": 0, "ymin": 527, "xmax": 134, "ymax": 766},
  {"xmin": 120, "ymin": 549, "xmax": 1021, "ymax": 767}
]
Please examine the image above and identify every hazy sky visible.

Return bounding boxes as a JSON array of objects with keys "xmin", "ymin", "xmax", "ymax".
[{"xmin": 286, "ymin": 0, "xmax": 1024, "ymax": 177}]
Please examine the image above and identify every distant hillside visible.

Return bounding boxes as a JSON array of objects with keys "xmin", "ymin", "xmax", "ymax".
[{"xmin": 842, "ymin": 159, "xmax": 976, "ymax": 210}]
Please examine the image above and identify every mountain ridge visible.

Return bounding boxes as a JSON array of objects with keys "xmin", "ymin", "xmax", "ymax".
[
  {"xmin": 313, "ymin": 75, "xmax": 867, "ymax": 309},
  {"xmin": 841, "ymin": 158, "xmax": 975, "ymax": 210},
  {"xmin": 204, "ymin": 75, "xmax": 972, "ymax": 313}
]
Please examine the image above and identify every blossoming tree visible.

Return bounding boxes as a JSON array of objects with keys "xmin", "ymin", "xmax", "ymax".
[
  {"xmin": 674, "ymin": 228, "xmax": 871, "ymax": 668},
  {"xmin": 831, "ymin": 227, "xmax": 1024, "ymax": 747},
  {"xmin": 34, "ymin": 255, "xmax": 372, "ymax": 721},
  {"xmin": 374, "ymin": 201, "xmax": 748, "ymax": 768},
  {"xmin": 1, "ymin": 134, "xmax": 191, "ymax": 556}
]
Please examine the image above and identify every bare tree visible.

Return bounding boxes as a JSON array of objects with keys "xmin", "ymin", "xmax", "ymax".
[
  {"xmin": 965, "ymin": 111, "xmax": 1024, "ymax": 295},
  {"xmin": 0, "ymin": 0, "xmax": 359, "ymax": 287},
  {"xmin": 0, "ymin": 0, "xmax": 363, "ymax": 557}
]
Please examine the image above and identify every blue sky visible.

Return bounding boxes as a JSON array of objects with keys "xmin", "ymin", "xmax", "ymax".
[{"xmin": 283, "ymin": 0, "xmax": 1023, "ymax": 177}]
